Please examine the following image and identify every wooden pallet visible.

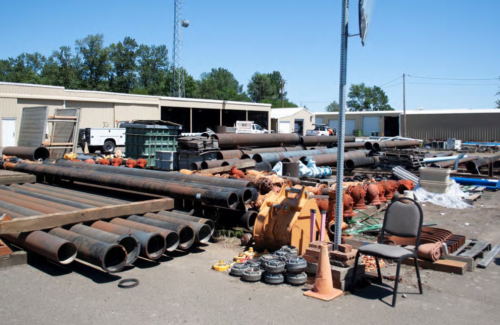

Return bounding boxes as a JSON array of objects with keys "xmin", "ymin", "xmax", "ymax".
[
  {"xmin": 443, "ymin": 240, "xmax": 491, "ymax": 271},
  {"xmin": 478, "ymin": 244, "xmax": 500, "ymax": 269}
]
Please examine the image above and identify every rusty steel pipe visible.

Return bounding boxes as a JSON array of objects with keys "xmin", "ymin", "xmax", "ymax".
[
  {"xmin": 52, "ymin": 159, "xmax": 253, "ymax": 189},
  {"xmin": 157, "ymin": 210, "xmax": 215, "ymax": 237},
  {"xmin": 0, "ymin": 193, "xmax": 62, "ymax": 214},
  {"xmin": 30, "ymin": 183, "xmax": 129, "ymax": 205},
  {"xmin": 371, "ymin": 140, "xmax": 420, "ymax": 151},
  {"xmin": 300, "ymin": 150, "xmax": 369, "ymax": 166},
  {"xmin": 70, "ymin": 224, "xmax": 140, "ymax": 265},
  {"xmin": 48, "ymin": 228, "xmax": 127, "ymax": 273},
  {"xmin": 200, "ymin": 160, "xmax": 224, "ymax": 169},
  {"xmin": 0, "ymin": 185, "xmax": 95, "ymax": 209},
  {"xmin": 2, "ymin": 231, "xmax": 77, "ymax": 264},
  {"xmin": 216, "ymin": 150, "xmax": 245, "ymax": 160},
  {"xmin": 345, "ymin": 156, "xmax": 379, "ymax": 169},
  {"xmin": 0, "ymin": 207, "xmax": 26, "ymax": 219},
  {"xmin": 0, "ymin": 200, "xmax": 40, "ymax": 216},
  {"xmin": 430, "ymin": 156, "xmax": 477, "ymax": 168},
  {"xmin": 213, "ymin": 133, "xmax": 301, "ymax": 149},
  {"xmin": 127, "ymin": 215, "xmax": 195, "ymax": 250},
  {"xmin": 220, "ymin": 158, "xmax": 256, "ymax": 167},
  {"xmin": 301, "ymin": 135, "xmax": 355, "ymax": 146},
  {"xmin": 91, "ymin": 221, "xmax": 167, "ymax": 260},
  {"xmin": 189, "ymin": 161, "xmax": 204, "ymax": 171},
  {"xmin": 465, "ymin": 155, "xmax": 500, "ymax": 171},
  {"xmin": 254, "ymin": 148, "xmax": 338, "ymax": 165},
  {"xmin": 0, "ymin": 187, "xmax": 79, "ymax": 212},
  {"xmin": 144, "ymin": 212, "xmax": 211, "ymax": 244},
  {"xmin": 216, "ymin": 208, "xmax": 259, "ymax": 231},
  {"xmin": 2, "ymin": 146, "xmax": 50, "ymax": 161},
  {"xmin": 109, "ymin": 218, "xmax": 179, "ymax": 253},
  {"xmin": 11, "ymin": 163, "xmax": 239, "ymax": 208},
  {"xmin": 10, "ymin": 184, "xmax": 112, "ymax": 207},
  {"xmin": 344, "ymin": 142, "xmax": 368, "ymax": 149}
]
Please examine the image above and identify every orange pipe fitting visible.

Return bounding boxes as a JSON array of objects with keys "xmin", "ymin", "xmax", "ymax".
[
  {"xmin": 397, "ymin": 179, "xmax": 415, "ymax": 194},
  {"xmin": 126, "ymin": 159, "xmax": 137, "ymax": 168},
  {"xmin": 343, "ymin": 193, "xmax": 356, "ymax": 217},
  {"xmin": 84, "ymin": 158, "xmax": 95, "ymax": 164},
  {"xmin": 230, "ymin": 166, "xmax": 245, "ymax": 178},
  {"xmin": 98, "ymin": 158, "xmax": 110, "ymax": 165},
  {"xmin": 136, "ymin": 158, "xmax": 148, "ymax": 169},
  {"xmin": 111, "ymin": 158, "xmax": 123, "ymax": 167},
  {"xmin": 347, "ymin": 184, "xmax": 367, "ymax": 210},
  {"xmin": 381, "ymin": 180, "xmax": 396, "ymax": 200},
  {"xmin": 364, "ymin": 183, "xmax": 382, "ymax": 206},
  {"xmin": 376, "ymin": 183, "xmax": 387, "ymax": 203},
  {"xmin": 307, "ymin": 184, "xmax": 327, "ymax": 196}
]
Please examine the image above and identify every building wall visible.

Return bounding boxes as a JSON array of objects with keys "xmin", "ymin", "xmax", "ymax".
[
  {"xmin": 406, "ymin": 113, "xmax": 500, "ymax": 142},
  {"xmin": 274, "ymin": 110, "xmax": 314, "ymax": 134}
]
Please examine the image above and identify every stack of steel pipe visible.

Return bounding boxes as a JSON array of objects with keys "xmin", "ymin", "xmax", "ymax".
[
  {"xmin": 157, "ymin": 210, "xmax": 216, "ymax": 237},
  {"xmin": 345, "ymin": 156, "xmax": 379, "ymax": 169},
  {"xmin": 213, "ymin": 133, "xmax": 302, "ymax": 149},
  {"xmin": 299, "ymin": 150, "xmax": 369, "ymax": 167},
  {"xmin": 365, "ymin": 140, "xmax": 420, "ymax": 151},
  {"xmin": 430, "ymin": 156, "xmax": 477, "ymax": 168},
  {"xmin": 143, "ymin": 212, "xmax": 211, "ymax": 244},
  {"xmin": 2, "ymin": 146, "xmax": 50, "ymax": 161},
  {"xmin": 8, "ymin": 162, "xmax": 241, "ymax": 209},
  {"xmin": 254, "ymin": 148, "xmax": 338, "ymax": 165},
  {"xmin": 465, "ymin": 155, "xmax": 500, "ymax": 172},
  {"xmin": 239, "ymin": 146, "xmax": 304, "ymax": 159},
  {"xmin": 301, "ymin": 135, "xmax": 355, "ymax": 146}
]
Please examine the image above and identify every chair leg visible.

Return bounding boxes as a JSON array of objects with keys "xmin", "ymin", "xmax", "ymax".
[
  {"xmin": 392, "ymin": 259, "xmax": 402, "ymax": 307},
  {"xmin": 375, "ymin": 257, "xmax": 382, "ymax": 284},
  {"xmin": 414, "ymin": 256, "xmax": 423, "ymax": 294},
  {"xmin": 351, "ymin": 251, "xmax": 361, "ymax": 292}
]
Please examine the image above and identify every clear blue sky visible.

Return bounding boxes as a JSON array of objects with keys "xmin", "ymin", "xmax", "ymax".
[{"xmin": 1, "ymin": 0, "xmax": 499, "ymax": 112}]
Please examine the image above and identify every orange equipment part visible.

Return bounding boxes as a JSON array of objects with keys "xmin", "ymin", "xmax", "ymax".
[
  {"xmin": 397, "ymin": 179, "xmax": 415, "ymax": 194},
  {"xmin": 230, "ymin": 166, "xmax": 245, "ymax": 179},
  {"xmin": 253, "ymin": 185, "xmax": 330, "ymax": 256},
  {"xmin": 126, "ymin": 159, "xmax": 137, "ymax": 168},
  {"xmin": 84, "ymin": 158, "xmax": 95, "ymax": 164},
  {"xmin": 136, "ymin": 158, "xmax": 148, "ymax": 169},
  {"xmin": 376, "ymin": 183, "xmax": 387, "ymax": 203},
  {"xmin": 98, "ymin": 159, "xmax": 110, "ymax": 165},
  {"xmin": 111, "ymin": 158, "xmax": 123, "ymax": 167},
  {"xmin": 381, "ymin": 180, "xmax": 396, "ymax": 200},
  {"xmin": 364, "ymin": 183, "xmax": 382, "ymax": 205},
  {"xmin": 348, "ymin": 184, "xmax": 367, "ymax": 210}
]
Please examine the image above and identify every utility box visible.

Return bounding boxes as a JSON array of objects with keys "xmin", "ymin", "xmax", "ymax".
[
  {"xmin": 155, "ymin": 151, "xmax": 179, "ymax": 171},
  {"xmin": 123, "ymin": 121, "xmax": 181, "ymax": 168},
  {"xmin": 447, "ymin": 138, "xmax": 462, "ymax": 150}
]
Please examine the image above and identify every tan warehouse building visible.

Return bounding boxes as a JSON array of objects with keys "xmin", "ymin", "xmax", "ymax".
[
  {"xmin": 314, "ymin": 109, "xmax": 500, "ymax": 142},
  {"xmin": 0, "ymin": 82, "xmax": 271, "ymax": 147},
  {"xmin": 270, "ymin": 107, "xmax": 314, "ymax": 135}
]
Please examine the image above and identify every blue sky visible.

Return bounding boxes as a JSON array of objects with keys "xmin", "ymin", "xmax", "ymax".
[{"xmin": 1, "ymin": 0, "xmax": 499, "ymax": 112}]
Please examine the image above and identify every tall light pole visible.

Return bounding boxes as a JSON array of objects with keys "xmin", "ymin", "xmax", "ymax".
[{"xmin": 171, "ymin": 0, "xmax": 189, "ymax": 98}]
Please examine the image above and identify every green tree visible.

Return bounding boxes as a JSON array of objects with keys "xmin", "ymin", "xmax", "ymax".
[
  {"xmin": 42, "ymin": 46, "xmax": 80, "ymax": 89},
  {"xmin": 247, "ymin": 71, "xmax": 296, "ymax": 107},
  {"xmin": 347, "ymin": 83, "xmax": 394, "ymax": 111},
  {"xmin": 75, "ymin": 34, "xmax": 110, "ymax": 90},
  {"xmin": 325, "ymin": 101, "xmax": 339, "ymax": 112},
  {"xmin": 135, "ymin": 44, "xmax": 169, "ymax": 95},
  {"xmin": 165, "ymin": 67, "xmax": 200, "ymax": 98},
  {"xmin": 0, "ymin": 53, "xmax": 46, "ymax": 84},
  {"xmin": 198, "ymin": 68, "xmax": 249, "ymax": 101},
  {"xmin": 109, "ymin": 37, "xmax": 138, "ymax": 93}
]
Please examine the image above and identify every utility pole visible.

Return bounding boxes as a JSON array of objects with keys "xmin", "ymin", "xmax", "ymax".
[
  {"xmin": 281, "ymin": 79, "xmax": 284, "ymax": 108},
  {"xmin": 258, "ymin": 84, "xmax": 262, "ymax": 103},
  {"xmin": 403, "ymin": 73, "xmax": 406, "ymax": 137},
  {"xmin": 333, "ymin": 0, "xmax": 349, "ymax": 251}
]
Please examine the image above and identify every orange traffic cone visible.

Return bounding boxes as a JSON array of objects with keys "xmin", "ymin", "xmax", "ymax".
[{"xmin": 304, "ymin": 244, "xmax": 343, "ymax": 301}]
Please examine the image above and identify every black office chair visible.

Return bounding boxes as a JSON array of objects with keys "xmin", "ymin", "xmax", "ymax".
[{"xmin": 351, "ymin": 197, "xmax": 424, "ymax": 307}]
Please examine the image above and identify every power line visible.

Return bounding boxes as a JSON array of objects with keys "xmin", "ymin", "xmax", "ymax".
[
  {"xmin": 407, "ymin": 82, "xmax": 499, "ymax": 86},
  {"xmin": 379, "ymin": 76, "xmax": 402, "ymax": 87},
  {"xmin": 407, "ymin": 75, "xmax": 498, "ymax": 81},
  {"xmin": 381, "ymin": 82, "xmax": 403, "ymax": 89}
]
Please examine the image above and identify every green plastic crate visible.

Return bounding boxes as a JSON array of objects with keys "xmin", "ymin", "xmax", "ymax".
[{"xmin": 123, "ymin": 123, "xmax": 181, "ymax": 167}]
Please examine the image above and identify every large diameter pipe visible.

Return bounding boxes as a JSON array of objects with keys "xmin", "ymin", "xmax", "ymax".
[
  {"xmin": 2, "ymin": 147, "xmax": 50, "ymax": 161},
  {"xmin": 254, "ymin": 148, "xmax": 338, "ymax": 165},
  {"xmin": 2, "ymin": 231, "xmax": 77, "ymax": 265},
  {"xmin": 91, "ymin": 221, "xmax": 167, "ymax": 260},
  {"xmin": 0, "ymin": 185, "xmax": 95, "ymax": 209},
  {"xmin": 221, "ymin": 158, "xmax": 256, "ymax": 167},
  {"xmin": 216, "ymin": 150, "xmax": 244, "ymax": 160},
  {"xmin": 144, "ymin": 212, "xmax": 211, "ymax": 244},
  {"xmin": 109, "ymin": 218, "xmax": 179, "ymax": 253},
  {"xmin": 11, "ymin": 163, "xmax": 238, "ymax": 209},
  {"xmin": 465, "ymin": 155, "xmax": 500, "ymax": 171},
  {"xmin": 127, "ymin": 215, "xmax": 195, "ymax": 250},
  {"xmin": 213, "ymin": 133, "xmax": 301, "ymax": 149},
  {"xmin": 53, "ymin": 159, "xmax": 253, "ymax": 189},
  {"xmin": 430, "ymin": 156, "xmax": 477, "ymax": 168},
  {"xmin": 371, "ymin": 140, "xmax": 420, "ymax": 151},
  {"xmin": 301, "ymin": 135, "xmax": 355, "ymax": 146},
  {"xmin": 29, "ymin": 183, "xmax": 129, "ymax": 205},
  {"xmin": 0, "ymin": 207, "xmax": 26, "ymax": 219},
  {"xmin": 300, "ymin": 150, "xmax": 368, "ymax": 166},
  {"xmin": 0, "ymin": 193, "xmax": 62, "ymax": 214},
  {"xmin": 0, "ymin": 187, "xmax": 78, "ymax": 212},
  {"xmin": 48, "ymin": 228, "xmax": 127, "ymax": 273},
  {"xmin": 157, "ymin": 210, "xmax": 216, "ymax": 236},
  {"xmin": 0, "ymin": 200, "xmax": 40, "ymax": 216},
  {"xmin": 345, "ymin": 156, "xmax": 379, "ymax": 169},
  {"xmin": 70, "ymin": 224, "xmax": 140, "ymax": 265}
]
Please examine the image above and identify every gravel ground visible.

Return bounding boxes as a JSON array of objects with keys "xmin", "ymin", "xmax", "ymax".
[{"xmin": 1, "ymin": 191, "xmax": 499, "ymax": 325}]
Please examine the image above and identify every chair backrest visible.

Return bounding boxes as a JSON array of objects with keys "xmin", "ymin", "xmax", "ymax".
[{"xmin": 380, "ymin": 197, "xmax": 424, "ymax": 246}]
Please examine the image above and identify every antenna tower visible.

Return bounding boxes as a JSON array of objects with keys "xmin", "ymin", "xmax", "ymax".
[{"xmin": 171, "ymin": 0, "xmax": 185, "ymax": 97}]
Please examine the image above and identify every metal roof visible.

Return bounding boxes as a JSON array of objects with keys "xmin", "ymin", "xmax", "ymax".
[{"xmin": 315, "ymin": 108, "xmax": 500, "ymax": 116}]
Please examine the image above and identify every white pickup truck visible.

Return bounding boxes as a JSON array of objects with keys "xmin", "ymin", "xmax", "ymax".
[
  {"xmin": 306, "ymin": 124, "xmax": 334, "ymax": 136},
  {"xmin": 79, "ymin": 122, "xmax": 128, "ymax": 153},
  {"xmin": 235, "ymin": 121, "xmax": 268, "ymax": 134}
]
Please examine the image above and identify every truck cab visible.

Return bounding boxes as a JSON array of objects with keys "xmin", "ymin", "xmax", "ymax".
[{"xmin": 306, "ymin": 123, "xmax": 334, "ymax": 136}]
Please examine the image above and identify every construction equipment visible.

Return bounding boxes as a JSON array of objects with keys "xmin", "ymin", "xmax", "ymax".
[{"xmin": 253, "ymin": 185, "xmax": 330, "ymax": 255}]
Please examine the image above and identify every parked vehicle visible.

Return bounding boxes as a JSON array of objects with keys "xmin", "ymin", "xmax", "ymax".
[
  {"xmin": 235, "ymin": 121, "xmax": 268, "ymax": 134},
  {"xmin": 306, "ymin": 124, "xmax": 335, "ymax": 136},
  {"xmin": 78, "ymin": 121, "xmax": 129, "ymax": 153}
]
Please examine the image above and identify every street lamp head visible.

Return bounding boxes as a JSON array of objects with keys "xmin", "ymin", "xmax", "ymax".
[{"xmin": 182, "ymin": 19, "xmax": 190, "ymax": 27}]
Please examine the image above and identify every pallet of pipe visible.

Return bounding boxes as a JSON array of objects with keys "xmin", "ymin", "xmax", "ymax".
[
  {"xmin": 0, "ymin": 170, "xmax": 36, "ymax": 185},
  {"xmin": 0, "ymin": 197, "xmax": 174, "ymax": 234}
]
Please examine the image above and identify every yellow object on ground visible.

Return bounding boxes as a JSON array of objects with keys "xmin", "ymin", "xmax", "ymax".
[
  {"xmin": 244, "ymin": 247, "xmax": 256, "ymax": 258},
  {"xmin": 63, "ymin": 152, "xmax": 78, "ymax": 160},
  {"xmin": 212, "ymin": 260, "xmax": 230, "ymax": 272}
]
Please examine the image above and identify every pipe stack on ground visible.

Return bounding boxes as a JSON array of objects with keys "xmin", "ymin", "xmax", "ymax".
[
  {"xmin": 300, "ymin": 150, "xmax": 369, "ymax": 167},
  {"xmin": 301, "ymin": 135, "xmax": 355, "ymax": 146},
  {"xmin": 213, "ymin": 133, "xmax": 301, "ymax": 149},
  {"xmin": 465, "ymin": 155, "xmax": 500, "ymax": 172},
  {"xmin": 365, "ymin": 140, "xmax": 420, "ymax": 151},
  {"xmin": 254, "ymin": 148, "xmax": 338, "ymax": 165}
]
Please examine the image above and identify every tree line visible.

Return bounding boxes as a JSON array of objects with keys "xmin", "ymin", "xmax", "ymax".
[
  {"xmin": 0, "ymin": 34, "xmax": 298, "ymax": 108},
  {"xmin": 325, "ymin": 83, "xmax": 394, "ymax": 112}
]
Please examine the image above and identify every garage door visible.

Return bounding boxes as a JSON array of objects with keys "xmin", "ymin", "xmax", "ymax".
[
  {"xmin": 328, "ymin": 119, "xmax": 355, "ymax": 135},
  {"xmin": 279, "ymin": 121, "xmax": 291, "ymax": 133},
  {"xmin": 315, "ymin": 117, "xmax": 323, "ymax": 124},
  {"xmin": 362, "ymin": 116, "xmax": 379, "ymax": 136}
]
